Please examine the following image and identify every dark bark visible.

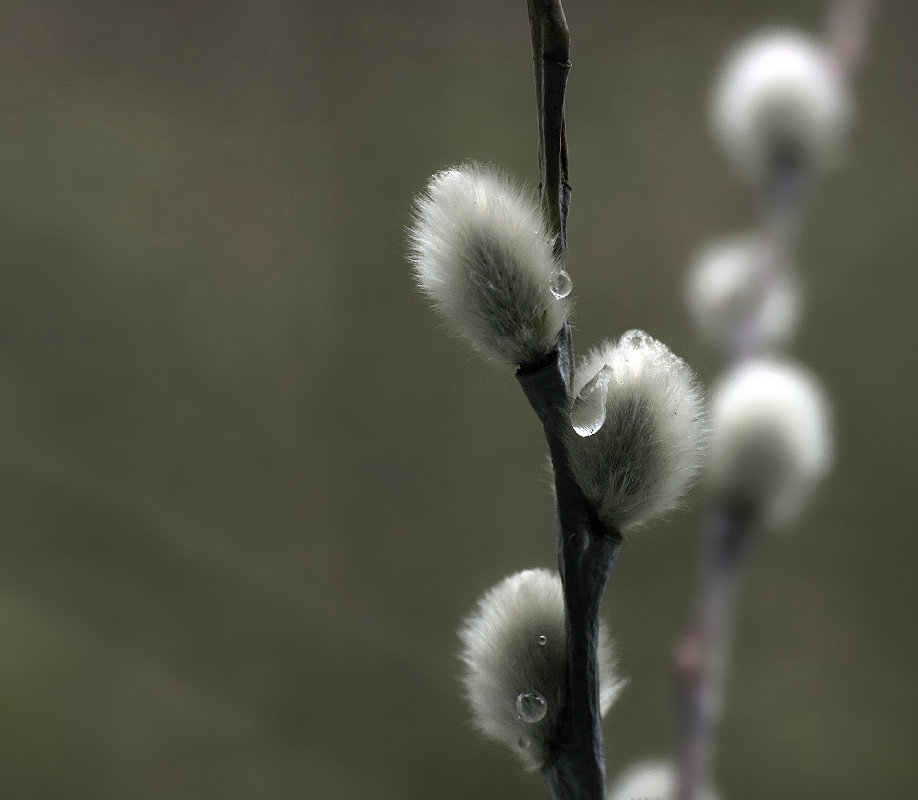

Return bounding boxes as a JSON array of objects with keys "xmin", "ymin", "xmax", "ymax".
[
  {"xmin": 518, "ymin": 353, "xmax": 622, "ymax": 800},
  {"xmin": 519, "ymin": 5, "xmax": 622, "ymax": 798}
]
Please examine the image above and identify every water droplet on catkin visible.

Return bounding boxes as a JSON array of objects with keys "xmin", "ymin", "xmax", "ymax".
[
  {"xmin": 621, "ymin": 328, "xmax": 653, "ymax": 348},
  {"xmin": 571, "ymin": 365, "xmax": 614, "ymax": 437},
  {"xmin": 516, "ymin": 691, "xmax": 548, "ymax": 723},
  {"xmin": 537, "ymin": 635, "xmax": 547, "ymax": 646},
  {"xmin": 550, "ymin": 269, "xmax": 572, "ymax": 299}
]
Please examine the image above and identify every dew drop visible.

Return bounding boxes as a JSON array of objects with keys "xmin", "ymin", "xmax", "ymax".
[
  {"xmin": 620, "ymin": 328, "xmax": 653, "ymax": 348},
  {"xmin": 570, "ymin": 365, "xmax": 614, "ymax": 437},
  {"xmin": 550, "ymin": 269, "xmax": 572, "ymax": 299},
  {"xmin": 516, "ymin": 691, "xmax": 548, "ymax": 723},
  {"xmin": 537, "ymin": 635, "xmax": 548, "ymax": 646},
  {"xmin": 518, "ymin": 736, "xmax": 531, "ymax": 749}
]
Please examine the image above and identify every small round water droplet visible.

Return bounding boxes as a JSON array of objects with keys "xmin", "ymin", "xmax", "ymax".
[
  {"xmin": 621, "ymin": 328, "xmax": 653, "ymax": 348},
  {"xmin": 537, "ymin": 635, "xmax": 547, "ymax": 646},
  {"xmin": 518, "ymin": 736, "xmax": 531, "ymax": 749},
  {"xmin": 516, "ymin": 691, "xmax": 548, "ymax": 723},
  {"xmin": 550, "ymin": 269, "xmax": 573, "ymax": 299},
  {"xmin": 570, "ymin": 365, "xmax": 614, "ymax": 437}
]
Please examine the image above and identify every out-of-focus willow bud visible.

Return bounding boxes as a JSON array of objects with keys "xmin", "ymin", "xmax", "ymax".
[
  {"xmin": 708, "ymin": 358, "xmax": 833, "ymax": 528},
  {"xmin": 564, "ymin": 331, "xmax": 707, "ymax": 531},
  {"xmin": 608, "ymin": 759, "xmax": 721, "ymax": 800},
  {"xmin": 710, "ymin": 28, "xmax": 853, "ymax": 185},
  {"xmin": 685, "ymin": 233, "xmax": 802, "ymax": 354},
  {"xmin": 457, "ymin": 569, "xmax": 624, "ymax": 771},
  {"xmin": 407, "ymin": 163, "xmax": 571, "ymax": 366}
]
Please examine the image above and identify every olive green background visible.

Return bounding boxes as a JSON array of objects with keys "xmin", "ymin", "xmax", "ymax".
[{"xmin": 0, "ymin": 1, "xmax": 914, "ymax": 798}]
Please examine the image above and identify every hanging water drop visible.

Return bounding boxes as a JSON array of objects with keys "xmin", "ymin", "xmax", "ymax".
[
  {"xmin": 550, "ymin": 269, "xmax": 573, "ymax": 299},
  {"xmin": 516, "ymin": 691, "xmax": 548, "ymax": 723},
  {"xmin": 621, "ymin": 328, "xmax": 653, "ymax": 348},
  {"xmin": 571, "ymin": 365, "xmax": 614, "ymax": 437},
  {"xmin": 537, "ymin": 634, "xmax": 547, "ymax": 646}
]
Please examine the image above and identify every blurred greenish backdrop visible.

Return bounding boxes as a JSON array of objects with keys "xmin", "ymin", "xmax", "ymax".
[{"xmin": 0, "ymin": 0, "xmax": 914, "ymax": 798}]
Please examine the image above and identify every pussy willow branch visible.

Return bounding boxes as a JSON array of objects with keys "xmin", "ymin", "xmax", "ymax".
[
  {"xmin": 519, "ymin": 359, "xmax": 621, "ymax": 800},
  {"xmin": 527, "ymin": 0, "xmax": 571, "ymax": 263},
  {"xmin": 673, "ymin": 6, "xmax": 875, "ymax": 798},
  {"xmin": 673, "ymin": 504, "xmax": 758, "ymax": 800},
  {"xmin": 517, "ymin": 3, "xmax": 621, "ymax": 800},
  {"xmin": 672, "ymin": 165, "xmax": 800, "ymax": 800},
  {"xmin": 526, "ymin": 0, "xmax": 574, "ymax": 386},
  {"xmin": 826, "ymin": 0, "xmax": 877, "ymax": 80}
]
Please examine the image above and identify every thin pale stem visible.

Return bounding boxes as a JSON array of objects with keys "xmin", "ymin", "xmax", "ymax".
[
  {"xmin": 732, "ymin": 157, "xmax": 806, "ymax": 361},
  {"xmin": 673, "ymin": 504, "xmax": 757, "ymax": 800},
  {"xmin": 826, "ymin": 0, "xmax": 877, "ymax": 80},
  {"xmin": 679, "ymin": 146, "xmax": 806, "ymax": 796}
]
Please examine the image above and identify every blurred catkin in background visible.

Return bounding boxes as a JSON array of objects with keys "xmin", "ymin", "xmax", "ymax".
[{"xmin": 0, "ymin": 2, "xmax": 915, "ymax": 799}]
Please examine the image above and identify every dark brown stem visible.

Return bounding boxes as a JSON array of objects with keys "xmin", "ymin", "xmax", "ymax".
[
  {"xmin": 522, "ymin": 6, "xmax": 618, "ymax": 799},
  {"xmin": 521, "ymin": 6, "xmax": 625, "ymax": 798},
  {"xmin": 527, "ymin": 0, "xmax": 574, "ymax": 386},
  {"xmin": 527, "ymin": 0, "xmax": 572, "ymax": 263},
  {"xmin": 518, "ymin": 354, "xmax": 622, "ymax": 800},
  {"xmin": 673, "ymin": 502, "xmax": 758, "ymax": 800}
]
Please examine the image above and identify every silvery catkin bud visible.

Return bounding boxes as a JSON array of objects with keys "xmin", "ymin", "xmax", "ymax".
[
  {"xmin": 685, "ymin": 233, "xmax": 802, "ymax": 354},
  {"xmin": 608, "ymin": 759, "xmax": 721, "ymax": 800},
  {"xmin": 708, "ymin": 358, "xmax": 833, "ymax": 528},
  {"xmin": 407, "ymin": 163, "xmax": 571, "ymax": 366},
  {"xmin": 458, "ymin": 569, "xmax": 624, "ymax": 771},
  {"xmin": 564, "ymin": 331, "xmax": 707, "ymax": 531},
  {"xmin": 710, "ymin": 28, "xmax": 853, "ymax": 183}
]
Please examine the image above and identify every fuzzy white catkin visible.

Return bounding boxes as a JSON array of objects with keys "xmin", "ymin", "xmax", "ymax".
[
  {"xmin": 564, "ymin": 331, "xmax": 707, "ymax": 531},
  {"xmin": 710, "ymin": 27, "xmax": 852, "ymax": 182},
  {"xmin": 458, "ymin": 569, "xmax": 624, "ymax": 771},
  {"xmin": 407, "ymin": 163, "xmax": 571, "ymax": 366},
  {"xmin": 685, "ymin": 233, "xmax": 802, "ymax": 353},
  {"xmin": 608, "ymin": 760, "xmax": 720, "ymax": 800},
  {"xmin": 708, "ymin": 358, "xmax": 833, "ymax": 528}
]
